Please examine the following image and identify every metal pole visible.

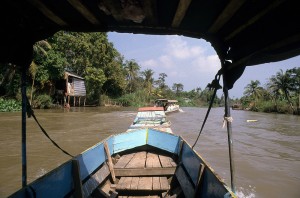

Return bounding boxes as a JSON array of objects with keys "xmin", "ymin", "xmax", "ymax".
[
  {"xmin": 223, "ymin": 85, "xmax": 236, "ymax": 193},
  {"xmin": 21, "ymin": 66, "xmax": 27, "ymax": 187}
]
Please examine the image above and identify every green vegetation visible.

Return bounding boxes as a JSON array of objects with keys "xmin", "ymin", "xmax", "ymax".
[
  {"xmin": 0, "ymin": 98, "xmax": 21, "ymax": 112},
  {"xmin": 0, "ymin": 31, "xmax": 298, "ymax": 115},
  {"xmin": 240, "ymin": 67, "xmax": 300, "ymax": 115}
]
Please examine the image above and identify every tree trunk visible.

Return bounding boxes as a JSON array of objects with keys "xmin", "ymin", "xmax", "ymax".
[{"xmin": 30, "ymin": 76, "xmax": 35, "ymax": 105}]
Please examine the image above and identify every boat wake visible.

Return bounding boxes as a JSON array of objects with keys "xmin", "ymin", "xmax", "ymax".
[{"xmin": 235, "ymin": 186, "xmax": 256, "ymax": 198}]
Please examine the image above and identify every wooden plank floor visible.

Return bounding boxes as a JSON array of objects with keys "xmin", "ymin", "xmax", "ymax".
[
  {"xmin": 116, "ymin": 177, "xmax": 169, "ymax": 191},
  {"xmin": 115, "ymin": 152, "xmax": 177, "ymax": 169},
  {"xmin": 114, "ymin": 152, "xmax": 175, "ymax": 192}
]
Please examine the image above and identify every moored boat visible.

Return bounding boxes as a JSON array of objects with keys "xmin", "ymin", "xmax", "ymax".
[
  {"xmin": 155, "ymin": 99, "xmax": 180, "ymax": 114},
  {"xmin": 9, "ymin": 128, "xmax": 235, "ymax": 198}
]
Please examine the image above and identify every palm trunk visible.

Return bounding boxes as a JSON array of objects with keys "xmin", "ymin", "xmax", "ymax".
[
  {"xmin": 30, "ymin": 76, "xmax": 35, "ymax": 105},
  {"xmin": 284, "ymin": 90, "xmax": 295, "ymax": 112}
]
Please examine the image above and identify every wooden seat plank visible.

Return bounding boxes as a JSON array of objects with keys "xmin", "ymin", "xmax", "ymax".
[
  {"xmin": 124, "ymin": 177, "xmax": 133, "ymax": 190},
  {"xmin": 160, "ymin": 177, "xmax": 170, "ymax": 190},
  {"xmin": 130, "ymin": 177, "xmax": 139, "ymax": 190},
  {"xmin": 117, "ymin": 177, "xmax": 126, "ymax": 189},
  {"xmin": 159, "ymin": 155, "xmax": 176, "ymax": 168},
  {"xmin": 114, "ymin": 167, "xmax": 176, "ymax": 177},
  {"xmin": 137, "ymin": 177, "xmax": 152, "ymax": 190},
  {"xmin": 152, "ymin": 177, "xmax": 160, "ymax": 190},
  {"xmin": 114, "ymin": 153, "xmax": 135, "ymax": 168},
  {"xmin": 146, "ymin": 153, "xmax": 161, "ymax": 168},
  {"xmin": 126, "ymin": 152, "xmax": 147, "ymax": 168}
]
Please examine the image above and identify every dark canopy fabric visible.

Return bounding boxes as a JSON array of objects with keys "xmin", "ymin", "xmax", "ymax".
[{"xmin": 1, "ymin": 0, "xmax": 300, "ymax": 88}]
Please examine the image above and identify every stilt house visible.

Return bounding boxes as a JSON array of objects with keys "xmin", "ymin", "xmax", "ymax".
[{"xmin": 64, "ymin": 72, "xmax": 86, "ymax": 107}]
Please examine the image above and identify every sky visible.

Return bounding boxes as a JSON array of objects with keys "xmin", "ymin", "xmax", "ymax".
[{"xmin": 107, "ymin": 32, "xmax": 300, "ymax": 98}]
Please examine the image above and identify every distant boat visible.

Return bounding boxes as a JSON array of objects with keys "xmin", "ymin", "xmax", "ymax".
[
  {"xmin": 155, "ymin": 99, "xmax": 181, "ymax": 114},
  {"xmin": 231, "ymin": 104, "xmax": 243, "ymax": 110},
  {"xmin": 128, "ymin": 106, "xmax": 172, "ymax": 133},
  {"xmin": 9, "ymin": 128, "xmax": 235, "ymax": 198}
]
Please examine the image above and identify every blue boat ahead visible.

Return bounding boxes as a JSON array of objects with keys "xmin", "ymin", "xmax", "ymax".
[{"xmin": 9, "ymin": 128, "xmax": 235, "ymax": 198}]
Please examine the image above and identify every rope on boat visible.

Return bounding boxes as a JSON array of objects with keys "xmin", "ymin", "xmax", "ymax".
[
  {"xmin": 192, "ymin": 66, "xmax": 236, "ymax": 192},
  {"xmin": 25, "ymin": 96, "xmax": 74, "ymax": 158},
  {"xmin": 222, "ymin": 116, "xmax": 233, "ymax": 128},
  {"xmin": 192, "ymin": 70, "xmax": 222, "ymax": 149}
]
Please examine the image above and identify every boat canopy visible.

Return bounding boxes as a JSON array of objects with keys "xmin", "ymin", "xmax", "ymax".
[
  {"xmin": 138, "ymin": 107, "xmax": 164, "ymax": 112},
  {"xmin": 1, "ymin": 1, "xmax": 300, "ymax": 88}
]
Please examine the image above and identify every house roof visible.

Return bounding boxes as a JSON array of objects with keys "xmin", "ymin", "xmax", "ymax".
[
  {"xmin": 1, "ymin": 0, "xmax": 299, "ymax": 88},
  {"xmin": 65, "ymin": 71, "xmax": 84, "ymax": 80}
]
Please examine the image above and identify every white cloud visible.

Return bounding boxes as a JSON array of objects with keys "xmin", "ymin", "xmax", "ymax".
[
  {"xmin": 140, "ymin": 59, "xmax": 158, "ymax": 68},
  {"xmin": 192, "ymin": 54, "xmax": 220, "ymax": 73},
  {"xmin": 159, "ymin": 55, "xmax": 173, "ymax": 68},
  {"xmin": 165, "ymin": 36, "xmax": 204, "ymax": 59},
  {"xmin": 139, "ymin": 35, "xmax": 220, "ymax": 90}
]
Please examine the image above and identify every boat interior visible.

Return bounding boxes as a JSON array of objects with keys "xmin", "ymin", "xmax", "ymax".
[{"xmin": 10, "ymin": 129, "xmax": 233, "ymax": 198}]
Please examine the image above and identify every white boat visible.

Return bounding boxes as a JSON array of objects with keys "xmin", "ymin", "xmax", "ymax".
[
  {"xmin": 128, "ymin": 107, "xmax": 172, "ymax": 133},
  {"xmin": 155, "ymin": 99, "xmax": 180, "ymax": 114}
]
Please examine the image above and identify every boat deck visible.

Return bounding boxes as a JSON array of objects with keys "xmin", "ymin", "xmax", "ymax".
[{"xmin": 100, "ymin": 151, "xmax": 178, "ymax": 197}]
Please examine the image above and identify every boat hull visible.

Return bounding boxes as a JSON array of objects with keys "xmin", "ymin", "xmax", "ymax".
[{"xmin": 9, "ymin": 129, "xmax": 235, "ymax": 198}]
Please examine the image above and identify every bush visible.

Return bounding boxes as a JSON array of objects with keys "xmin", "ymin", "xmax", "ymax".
[
  {"xmin": 0, "ymin": 98, "xmax": 22, "ymax": 112},
  {"xmin": 33, "ymin": 94, "xmax": 53, "ymax": 109},
  {"xmin": 116, "ymin": 90, "xmax": 151, "ymax": 107},
  {"xmin": 255, "ymin": 101, "xmax": 275, "ymax": 113}
]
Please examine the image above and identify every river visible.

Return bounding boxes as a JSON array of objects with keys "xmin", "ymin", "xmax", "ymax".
[{"xmin": 0, "ymin": 107, "xmax": 299, "ymax": 198}]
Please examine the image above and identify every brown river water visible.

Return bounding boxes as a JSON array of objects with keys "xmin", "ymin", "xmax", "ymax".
[{"xmin": 0, "ymin": 107, "xmax": 299, "ymax": 198}]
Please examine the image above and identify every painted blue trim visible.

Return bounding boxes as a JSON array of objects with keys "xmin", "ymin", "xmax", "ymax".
[
  {"xmin": 12, "ymin": 161, "xmax": 74, "ymax": 198},
  {"xmin": 147, "ymin": 129, "xmax": 179, "ymax": 154},
  {"xmin": 113, "ymin": 129, "xmax": 147, "ymax": 154},
  {"xmin": 76, "ymin": 142, "xmax": 106, "ymax": 180}
]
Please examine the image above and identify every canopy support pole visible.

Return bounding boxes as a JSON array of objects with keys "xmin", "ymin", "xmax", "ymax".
[
  {"xmin": 21, "ymin": 66, "xmax": 27, "ymax": 187},
  {"xmin": 223, "ymin": 80, "xmax": 235, "ymax": 193}
]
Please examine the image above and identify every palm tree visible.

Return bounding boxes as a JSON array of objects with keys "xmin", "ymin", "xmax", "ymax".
[
  {"xmin": 158, "ymin": 73, "xmax": 168, "ymax": 89},
  {"xmin": 268, "ymin": 69, "xmax": 295, "ymax": 111},
  {"xmin": 287, "ymin": 67, "xmax": 300, "ymax": 112},
  {"xmin": 124, "ymin": 60, "xmax": 140, "ymax": 93},
  {"xmin": 243, "ymin": 80, "xmax": 263, "ymax": 108},
  {"xmin": 30, "ymin": 40, "xmax": 52, "ymax": 104},
  {"xmin": 141, "ymin": 69, "xmax": 154, "ymax": 96},
  {"xmin": 172, "ymin": 83, "xmax": 184, "ymax": 95}
]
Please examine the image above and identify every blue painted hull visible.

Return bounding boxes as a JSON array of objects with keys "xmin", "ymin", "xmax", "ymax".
[{"xmin": 9, "ymin": 128, "xmax": 235, "ymax": 198}]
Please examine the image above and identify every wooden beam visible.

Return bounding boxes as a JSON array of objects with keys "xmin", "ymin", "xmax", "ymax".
[
  {"xmin": 208, "ymin": 0, "xmax": 246, "ymax": 33},
  {"xmin": 142, "ymin": 0, "xmax": 158, "ymax": 24},
  {"xmin": 27, "ymin": 0, "xmax": 68, "ymax": 26},
  {"xmin": 225, "ymin": 0, "xmax": 285, "ymax": 41},
  {"xmin": 194, "ymin": 163, "xmax": 205, "ymax": 198},
  {"xmin": 82, "ymin": 163, "xmax": 110, "ymax": 197},
  {"xmin": 172, "ymin": 0, "xmax": 192, "ymax": 28},
  {"xmin": 67, "ymin": 0, "xmax": 100, "ymax": 25},
  {"xmin": 104, "ymin": 142, "xmax": 116, "ymax": 183},
  {"xmin": 114, "ymin": 167, "xmax": 176, "ymax": 177},
  {"xmin": 101, "ymin": 0, "xmax": 123, "ymax": 21},
  {"xmin": 72, "ymin": 159, "xmax": 83, "ymax": 198}
]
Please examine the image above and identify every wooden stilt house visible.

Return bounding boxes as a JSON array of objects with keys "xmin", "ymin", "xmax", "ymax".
[{"xmin": 64, "ymin": 72, "xmax": 86, "ymax": 107}]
